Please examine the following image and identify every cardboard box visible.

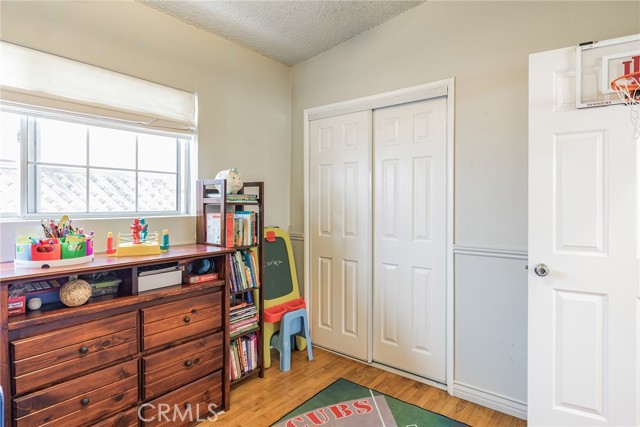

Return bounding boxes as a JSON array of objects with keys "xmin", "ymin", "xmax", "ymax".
[
  {"xmin": 182, "ymin": 271, "xmax": 219, "ymax": 285},
  {"xmin": 138, "ymin": 269, "xmax": 182, "ymax": 293},
  {"xmin": 8, "ymin": 296, "xmax": 25, "ymax": 316}
]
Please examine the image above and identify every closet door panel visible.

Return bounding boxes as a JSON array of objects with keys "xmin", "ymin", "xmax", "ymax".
[
  {"xmin": 309, "ymin": 111, "xmax": 371, "ymax": 361},
  {"xmin": 373, "ymin": 97, "xmax": 448, "ymax": 382}
]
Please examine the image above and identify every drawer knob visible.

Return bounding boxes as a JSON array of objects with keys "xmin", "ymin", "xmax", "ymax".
[
  {"xmin": 194, "ymin": 357, "xmax": 200, "ymax": 364},
  {"xmin": 79, "ymin": 345, "xmax": 89, "ymax": 354},
  {"xmin": 183, "ymin": 316, "xmax": 191, "ymax": 323},
  {"xmin": 81, "ymin": 397, "xmax": 90, "ymax": 406},
  {"xmin": 184, "ymin": 360, "xmax": 193, "ymax": 367},
  {"xmin": 191, "ymin": 309, "xmax": 196, "ymax": 314}
]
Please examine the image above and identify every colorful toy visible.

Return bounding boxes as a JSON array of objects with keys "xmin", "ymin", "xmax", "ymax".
[
  {"xmin": 160, "ymin": 229, "xmax": 170, "ymax": 251},
  {"xmin": 140, "ymin": 218, "xmax": 148, "ymax": 242},
  {"xmin": 106, "ymin": 232, "xmax": 117, "ymax": 255},
  {"xmin": 129, "ymin": 218, "xmax": 147, "ymax": 244},
  {"xmin": 107, "ymin": 219, "xmax": 169, "ymax": 256}
]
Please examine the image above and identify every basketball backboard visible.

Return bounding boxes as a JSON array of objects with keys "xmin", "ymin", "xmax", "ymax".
[{"xmin": 576, "ymin": 34, "xmax": 640, "ymax": 108}]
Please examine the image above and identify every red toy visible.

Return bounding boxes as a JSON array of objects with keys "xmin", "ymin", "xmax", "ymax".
[{"xmin": 129, "ymin": 218, "xmax": 148, "ymax": 244}]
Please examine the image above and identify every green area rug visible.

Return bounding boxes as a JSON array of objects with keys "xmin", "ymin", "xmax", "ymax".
[{"xmin": 273, "ymin": 378, "xmax": 468, "ymax": 427}]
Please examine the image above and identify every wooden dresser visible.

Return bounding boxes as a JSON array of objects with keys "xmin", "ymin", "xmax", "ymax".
[{"xmin": 0, "ymin": 244, "xmax": 232, "ymax": 427}]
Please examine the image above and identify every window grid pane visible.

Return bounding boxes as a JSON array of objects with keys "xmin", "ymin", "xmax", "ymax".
[
  {"xmin": 89, "ymin": 169, "xmax": 136, "ymax": 212},
  {"xmin": 89, "ymin": 127, "xmax": 136, "ymax": 169},
  {"xmin": 0, "ymin": 165, "xmax": 20, "ymax": 214},
  {"xmin": 138, "ymin": 172, "xmax": 177, "ymax": 212},
  {"xmin": 1, "ymin": 112, "xmax": 21, "ymax": 162},
  {"xmin": 36, "ymin": 118, "xmax": 87, "ymax": 165},
  {"xmin": 138, "ymin": 134, "xmax": 177, "ymax": 173},
  {"xmin": 37, "ymin": 165, "xmax": 87, "ymax": 213}
]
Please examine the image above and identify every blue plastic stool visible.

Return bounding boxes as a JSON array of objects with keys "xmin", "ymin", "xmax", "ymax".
[{"xmin": 270, "ymin": 308, "xmax": 313, "ymax": 372}]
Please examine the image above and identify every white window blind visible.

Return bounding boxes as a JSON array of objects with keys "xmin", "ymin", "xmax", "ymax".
[{"xmin": 0, "ymin": 41, "xmax": 196, "ymax": 134}]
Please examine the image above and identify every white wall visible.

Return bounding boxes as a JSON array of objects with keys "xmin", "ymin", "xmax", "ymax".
[
  {"xmin": 290, "ymin": 0, "xmax": 639, "ymax": 415},
  {"xmin": 0, "ymin": 0, "xmax": 292, "ymax": 261},
  {"xmin": 291, "ymin": 1, "xmax": 639, "ymax": 248}
]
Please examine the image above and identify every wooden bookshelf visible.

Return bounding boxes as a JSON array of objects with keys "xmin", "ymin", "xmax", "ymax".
[{"xmin": 196, "ymin": 179, "xmax": 264, "ymax": 407}]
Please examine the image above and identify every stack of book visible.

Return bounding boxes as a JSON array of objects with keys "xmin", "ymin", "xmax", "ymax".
[
  {"xmin": 229, "ymin": 250, "xmax": 260, "ymax": 293},
  {"xmin": 226, "ymin": 193, "xmax": 258, "ymax": 203},
  {"xmin": 228, "ymin": 210, "xmax": 258, "ymax": 247},
  {"xmin": 230, "ymin": 333, "xmax": 258, "ymax": 380},
  {"xmin": 229, "ymin": 302, "xmax": 258, "ymax": 337},
  {"xmin": 206, "ymin": 210, "xmax": 259, "ymax": 247}
]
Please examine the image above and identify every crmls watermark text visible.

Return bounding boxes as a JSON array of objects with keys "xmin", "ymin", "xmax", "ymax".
[{"xmin": 138, "ymin": 403, "xmax": 219, "ymax": 423}]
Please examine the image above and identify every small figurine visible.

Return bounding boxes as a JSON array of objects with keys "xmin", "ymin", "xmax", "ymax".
[
  {"xmin": 160, "ymin": 229, "xmax": 170, "ymax": 251},
  {"xmin": 106, "ymin": 231, "xmax": 117, "ymax": 255},
  {"xmin": 130, "ymin": 219, "xmax": 143, "ymax": 244},
  {"xmin": 139, "ymin": 218, "xmax": 148, "ymax": 242}
]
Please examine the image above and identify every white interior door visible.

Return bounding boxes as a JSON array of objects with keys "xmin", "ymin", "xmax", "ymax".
[
  {"xmin": 309, "ymin": 111, "xmax": 371, "ymax": 361},
  {"xmin": 372, "ymin": 98, "xmax": 448, "ymax": 382},
  {"xmin": 529, "ymin": 47, "xmax": 638, "ymax": 426}
]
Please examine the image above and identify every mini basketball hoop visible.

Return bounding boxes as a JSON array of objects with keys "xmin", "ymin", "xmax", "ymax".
[{"xmin": 611, "ymin": 55, "xmax": 640, "ymax": 140}]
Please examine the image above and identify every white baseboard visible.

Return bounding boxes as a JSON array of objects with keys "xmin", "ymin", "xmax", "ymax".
[{"xmin": 453, "ymin": 381, "xmax": 527, "ymax": 420}]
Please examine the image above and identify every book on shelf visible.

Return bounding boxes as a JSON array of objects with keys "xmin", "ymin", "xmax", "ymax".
[
  {"xmin": 229, "ymin": 249, "xmax": 260, "ymax": 293},
  {"xmin": 241, "ymin": 339, "xmax": 249, "ymax": 371},
  {"xmin": 226, "ymin": 213, "xmax": 235, "ymax": 248},
  {"xmin": 230, "ymin": 302, "xmax": 258, "ymax": 335},
  {"xmin": 230, "ymin": 333, "xmax": 259, "ymax": 380},
  {"xmin": 211, "ymin": 210, "xmax": 258, "ymax": 247},
  {"xmin": 206, "ymin": 213, "xmax": 222, "ymax": 244},
  {"xmin": 230, "ymin": 303, "xmax": 256, "ymax": 317}
]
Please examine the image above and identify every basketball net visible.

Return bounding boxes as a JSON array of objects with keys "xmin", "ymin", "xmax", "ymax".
[{"xmin": 611, "ymin": 55, "xmax": 640, "ymax": 140}]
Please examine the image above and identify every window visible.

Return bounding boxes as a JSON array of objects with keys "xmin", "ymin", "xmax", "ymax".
[{"xmin": 0, "ymin": 110, "xmax": 191, "ymax": 217}]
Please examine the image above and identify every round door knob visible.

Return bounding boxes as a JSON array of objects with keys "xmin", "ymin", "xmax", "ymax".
[
  {"xmin": 533, "ymin": 263, "xmax": 550, "ymax": 277},
  {"xmin": 184, "ymin": 360, "xmax": 193, "ymax": 367},
  {"xmin": 183, "ymin": 316, "xmax": 191, "ymax": 323},
  {"xmin": 81, "ymin": 397, "xmax": 90, "ymax": 406},
  {"xmin": 79, "ymin": 345, "xmax": 89, "ymax": 354}
]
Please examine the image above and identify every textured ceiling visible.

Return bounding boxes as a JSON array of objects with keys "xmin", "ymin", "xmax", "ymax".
[{"xmin": 138, "ymin": 1, "xmax": 425, "ymax": 66}]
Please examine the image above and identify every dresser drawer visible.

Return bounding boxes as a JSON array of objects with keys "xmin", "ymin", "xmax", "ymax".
[
  {"xmin": 13, "ymin": 359, "xmax": 138, "ymax": 427},
  {"xmin": 143, "ymin": 332, "xmax": 223, "ymax": 400},
  {"xmin": 141, "ymin": 292, "xmax": 221, "ymax": 350},
  {"xmin": 90, "ymin": 407, "xmax": 139, "ymax": 427},
  {"xmin": 11, "ymin": 312, "xmax": 138, "ymax": 395},
  {"xmin": 142, "ymin": 371, "xmax": 222, "ymax": 427}
]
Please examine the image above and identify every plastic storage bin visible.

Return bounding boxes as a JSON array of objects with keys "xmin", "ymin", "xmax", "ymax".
[
  {"xmin": 61, "ymin": 241, "xmax": 86, "ymax": 259},
  {"xmin": 30, "ymin": 243, "xmax": 61, "ymax": 261}
]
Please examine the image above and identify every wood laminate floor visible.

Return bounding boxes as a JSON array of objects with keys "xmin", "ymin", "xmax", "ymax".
[{"xmin": 201, "ymin": 348, "xmax": 527, "ymax": 427}]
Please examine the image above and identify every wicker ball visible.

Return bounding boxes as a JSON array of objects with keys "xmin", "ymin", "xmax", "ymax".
[{"xmin": 59, "ymin": 279, "xmax": 92, "ymax": 307}]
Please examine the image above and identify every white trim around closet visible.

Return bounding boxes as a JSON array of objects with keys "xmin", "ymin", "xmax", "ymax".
[{"xmin": 303, "ymin": 78, "xmax": 456, "ymax": 394}]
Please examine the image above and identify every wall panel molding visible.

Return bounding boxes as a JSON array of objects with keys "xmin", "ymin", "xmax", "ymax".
[
  {"xmin": 453, "ymin": 245, "xmax": 527, "ymax": 260},
  {"xmin": 453, "ymin": 381, "xmax": 527, "ymax": 420}
]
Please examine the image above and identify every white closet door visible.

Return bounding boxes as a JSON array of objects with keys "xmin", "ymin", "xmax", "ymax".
[
  {"xmin": 309, "ymin": 111, "xmax": 371, "ymax": 361},
  {"xmin": 372, "ymin": 98, "xmax": 448, "ymax": 381}
]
